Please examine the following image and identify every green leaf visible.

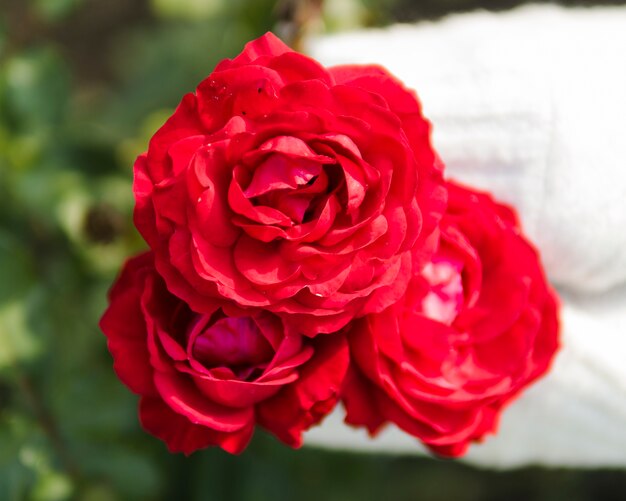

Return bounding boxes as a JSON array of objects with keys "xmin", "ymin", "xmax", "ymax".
[
  {"xmin": 150, "ymin": 0, "xmax": 225, "ymax": 20},
  {"xmin": 78, "ymin": 485, "xmax": 119, "ymax": 501},
  {"xmin": 32, "ymin": 0, "xmax": 84, "ymax": 22},
  {"xmin": 30, "ymin": 470, "xmax": 73, "ymax": 501},
  {"xmin": 0, "ymin": 414, "xmax": 42, "ymax": 501},
  {"xmin": 0, "ymin": 301, "xmax": 41, "ymax": 374},
  {"xmin": 0, "ymin": 234, "xmax": 40, "ymax": 374},
  {"xmin": 2, "ymin": 49, "xmax": 70, "ymax": 131},
  {"xmin": 0, "ymin": 231, "xmax": 35, "ymax": 302}
]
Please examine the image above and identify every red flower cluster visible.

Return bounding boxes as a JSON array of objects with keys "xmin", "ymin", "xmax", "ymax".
[{"xmin": 101, "ymin": 33, "xmax": 559, "ymax": 456}]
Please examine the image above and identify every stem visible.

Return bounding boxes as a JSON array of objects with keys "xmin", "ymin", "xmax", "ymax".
[
  {"xmin": 276, "ymin": 0, "xmax": 324, "ymax": 52},
  {"xmin": 15, "ymin": 369, "xmax": 80, "ymax": 481}
]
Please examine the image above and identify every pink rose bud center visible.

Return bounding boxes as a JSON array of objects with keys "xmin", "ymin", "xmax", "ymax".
[{"xmin": 420, "ymin": 258, "xmax": 464, "ymax": 325}]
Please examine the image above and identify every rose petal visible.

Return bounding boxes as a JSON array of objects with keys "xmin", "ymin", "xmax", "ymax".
[
  {"xmin": 139, "ymin": 396, "xmax": 254, "ymax": 455},
  {"xmin": 233, "ymin": 235, "xmax": 300, "ymax": 286},
  {"xmin": 217, "ymin": 32, "xmax": 293, "ymax": 70},
  {"xmin": 153, "ymin": 371, "xmax": 253, "ymax": 432}
]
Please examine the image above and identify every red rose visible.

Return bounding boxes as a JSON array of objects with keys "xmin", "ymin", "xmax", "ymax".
[
  {"xmin": 133, "ymin": 33, "xmax": 446, "ymax": 335},
  {"xmin": 99, "ymin": 252, "xmax": 349, "ymax": 454},
  {"xmin": 342, "ymin": 181, "xmax": 559, "ymax": 456}
]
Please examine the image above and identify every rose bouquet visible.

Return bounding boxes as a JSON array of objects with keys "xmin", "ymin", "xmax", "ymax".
[{"xmin": 100, "ymin": 33, "xmax": 559, "ymax": 456}]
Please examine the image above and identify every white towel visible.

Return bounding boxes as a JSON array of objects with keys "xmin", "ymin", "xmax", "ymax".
[{"xmin": 305, "ymin": 4, "xmax": 626, "ymax": 468}]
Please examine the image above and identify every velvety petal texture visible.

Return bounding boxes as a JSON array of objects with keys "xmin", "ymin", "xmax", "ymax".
[
  {"xmin": 342, "ymin": 181, "xmax": 560, "ymax": 457},
  {"xmin": 100, "ymin": 252, "xmax": 349, "ymax": 454},
  {"xmin": 133, "ymin": 32, "xmax": 446, "ymax": 335}
]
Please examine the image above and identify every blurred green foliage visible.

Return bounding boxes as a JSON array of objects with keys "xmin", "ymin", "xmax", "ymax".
[{"xmin": 1, "ymin": 0, "xmax": 626, "ymax": 500}]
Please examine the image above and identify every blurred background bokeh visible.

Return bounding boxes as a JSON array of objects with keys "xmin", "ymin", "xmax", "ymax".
[{"xmin": 1, "ymin": 1, "xmax": 626, "ymax": 499}]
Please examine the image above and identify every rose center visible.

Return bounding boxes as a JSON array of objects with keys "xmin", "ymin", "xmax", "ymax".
[
  {"xmin": 240, "ymin": 136, "xmax": 341, "ymax": 225},
  {"xmin": 420, "ymin": 258, "xmax": 465, "ymax": 325},
  {"xmin": 191, "ymin": 316, "xmax": 274, "ymax": 375}
]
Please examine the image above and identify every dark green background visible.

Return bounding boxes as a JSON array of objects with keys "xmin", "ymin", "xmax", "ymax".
[{"xmin": 1, "ymin": 1, "xmax": 625, "ymax": 499}]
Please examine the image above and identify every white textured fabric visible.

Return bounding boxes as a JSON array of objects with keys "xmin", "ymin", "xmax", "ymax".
[{"xmin": 304, "ymin": 5, "xmax": 626, "ymax": 468}]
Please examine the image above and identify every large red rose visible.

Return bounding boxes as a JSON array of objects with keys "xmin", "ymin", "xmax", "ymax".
[
  {"xmin": 99, "ymin": 252, "xmax": 349, "ymax": 454},
  {"xmin": 133, "ymin": 33, "xmax": 446, "ymax": 335},
  {"xmin": 342, "ymin": 181, "xmax": 559, "ymax": 457}
]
